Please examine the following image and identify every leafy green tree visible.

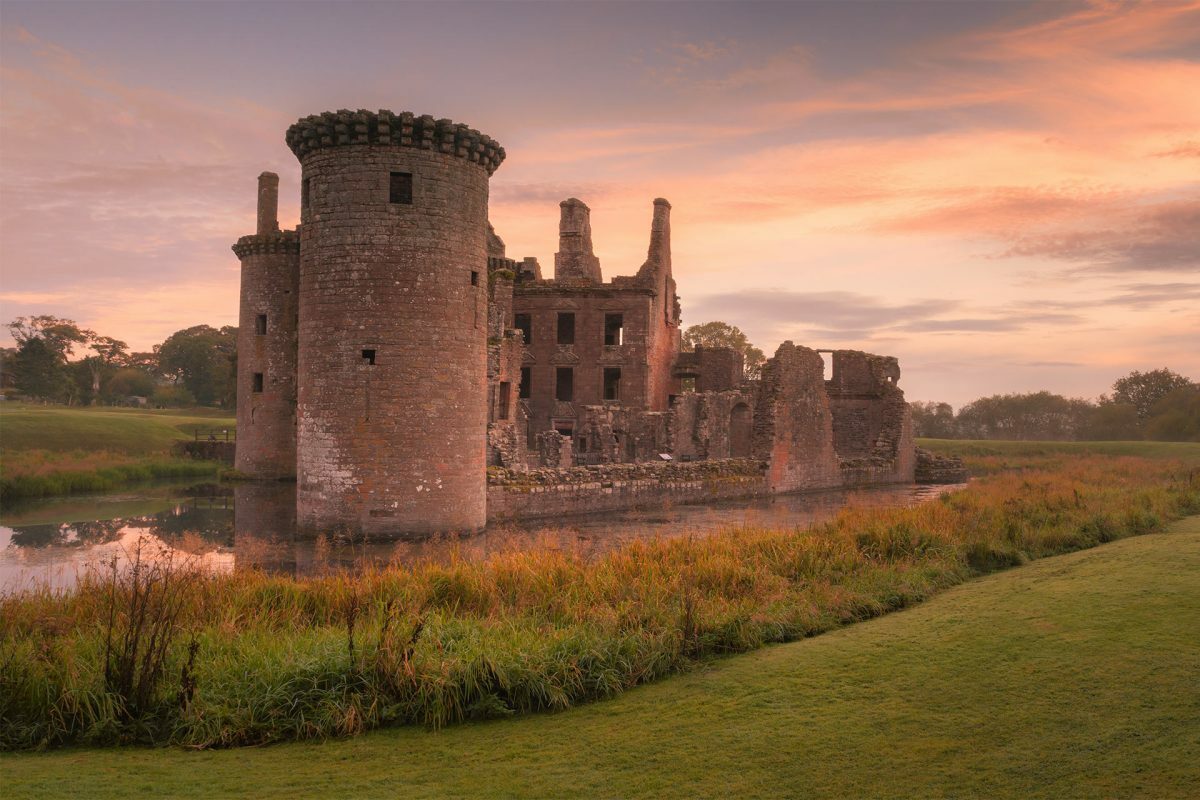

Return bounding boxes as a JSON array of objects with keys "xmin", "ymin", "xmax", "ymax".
[
  {"xmin": 106, "ymin": 367, "xmax": 158, "ymax": 400},
  {"xmin": 1143, "ymin": 387, "xmax": 1200, "ymax": 442},
  {"xmin": 6, "ymin": 315, "xmax": 90, "ymax": 361},
  {"xmin": 1111, "ymin": 369, "xmax": 1195, "ymax": 420},
  {"xmin": 156, "ymin": 325, "xmax": 237, "ymax": 407},
  {"xmin": 910, "ymin": 401, "xmax": 957, "ymax": 438},
  {"xmin": 682, "ymin": 321, "xmax": 766, "ymax": 380},
  {"xmin": 151, "ymin": 384, "xmax": 197, "ymax": 408},
  {"xmin": 956, "ymin": 392, "xmax": 1093, "ymax": 441},
  {"xmin": 79, "ymin": 335, "xmax": 130, "ymax": 403},
  {"xmin": 11, "ymin": 337, "xmax": 70, "ymax": 401},
  {"xmin": 1081, "ymin": 401, "xmax": 1142, "ymax": 441}
]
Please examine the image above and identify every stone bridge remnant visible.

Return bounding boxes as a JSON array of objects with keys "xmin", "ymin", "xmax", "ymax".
[{"xmin": 232, "ymin": 107, "xmax": 952, "ymax": 538}]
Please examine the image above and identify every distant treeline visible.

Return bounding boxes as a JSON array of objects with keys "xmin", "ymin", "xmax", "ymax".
[
  {"xmin": 913, "ymin": 369, "xmax": 1199, "ymax": 443},
  {"xmin": 1, "ymin": 315, "xmax": 236, "ymax": 408}
]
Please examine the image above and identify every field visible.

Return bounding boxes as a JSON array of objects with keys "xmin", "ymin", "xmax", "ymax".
[
  {"xmin": 3, "ymin": 515, "xmax": 1197, "ymax": 798},
  {"xmin": 919, "ymin": 437, "xmax": 1200, "ymax": 463},
  {"xmin": 0, "ymin": 403, "xmax": 235, "ymax": 500}
]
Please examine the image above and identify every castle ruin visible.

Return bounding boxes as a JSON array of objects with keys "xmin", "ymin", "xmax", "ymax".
[{"xmin": 234, "ymin": 109, "xmax": 920, "ymax": 536}]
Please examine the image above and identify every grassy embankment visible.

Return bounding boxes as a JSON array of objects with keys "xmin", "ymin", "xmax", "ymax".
[
  {"xmin": 1, "ymin": 446, "xmax": 1197, "ymax": 752},
  {"xmin": 0, "ymin": 404, "xmax": 234, "ymax": 502},
  {"xmin": 3, "ymin": 514, "xmax": 1198, "ymax": 798}
]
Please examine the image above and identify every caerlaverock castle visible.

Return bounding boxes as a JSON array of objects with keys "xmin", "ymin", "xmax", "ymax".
[{"xmin": 233, "ymin": 109, "xmax": 926, "ymax": 537}]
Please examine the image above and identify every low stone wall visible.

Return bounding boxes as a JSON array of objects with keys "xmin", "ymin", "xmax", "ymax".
[
  {"xmin": 486, "ymin": 458, "xmax": 769, "ymax": 521},
  {"xmin": 839, "ymin": 456, "xmax": 911, "ymax": 488},
  {"xmin": 914, "ymin": 448, "xmax": 970, "ymax": 484}
]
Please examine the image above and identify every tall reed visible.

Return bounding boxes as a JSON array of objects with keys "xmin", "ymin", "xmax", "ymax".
[{"xmin": 1, "ymin": 454, "xmax": 1197, "ymax": 749}]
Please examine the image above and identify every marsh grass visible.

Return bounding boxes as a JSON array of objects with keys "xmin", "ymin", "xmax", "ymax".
[
  {"xmin": 0, "ymin": 452, "xmax": 219, "ymax": 501},
  {"xmin": 1, "ymin": 454, "xmax": 1198, "ymax": 750}
]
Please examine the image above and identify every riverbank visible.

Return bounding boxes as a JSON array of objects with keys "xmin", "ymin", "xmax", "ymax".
[
  {"xmin": 0, "ymin": 404, "xmax": 234, "ymax": 501},
  {"xmin": 4, "ymin": 514, "xmax": 1197, "ymax": 798},
  {"xmin": 1, "ymin": 451, "xmax": 1197, "ymax": 750}
]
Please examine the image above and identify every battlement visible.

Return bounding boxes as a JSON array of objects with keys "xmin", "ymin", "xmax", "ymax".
[
  {"xmin": 232, "ymin": 230, "xmax": 300, "ymax": 258},
  {"xmin": 285, "ymin": 109, "xmax": 505, "ymax": 175}
]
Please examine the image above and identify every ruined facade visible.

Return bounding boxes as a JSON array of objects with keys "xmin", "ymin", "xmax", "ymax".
[{"xmin": 234, "ymin": 108, "xmax": 924, "ymax": 537}]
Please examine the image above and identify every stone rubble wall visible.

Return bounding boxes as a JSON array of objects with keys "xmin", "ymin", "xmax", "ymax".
[{"xmin": 915, "ymin": 448, "xmax": 970, "ymax": 484}]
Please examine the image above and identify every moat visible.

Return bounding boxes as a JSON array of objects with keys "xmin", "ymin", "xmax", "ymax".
[{"xmin": 0, "ymin": 481, "xmax": 964, "ymax": 592}]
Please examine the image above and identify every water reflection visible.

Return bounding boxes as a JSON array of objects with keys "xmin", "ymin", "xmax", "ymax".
[{"xmin": 1, "ymin": 481, "xmax": 965, "ymax": 591}]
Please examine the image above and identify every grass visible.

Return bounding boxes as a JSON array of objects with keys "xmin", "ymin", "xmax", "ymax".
[
  {"xmin": 0, "ymin": 404, "xmax": 234, "ymax": 501},
  {"xmin": 919, "ymin": 437, "xmax": 1200, "ymax": 464},
  {"xmin": 1, "ymin": 453, "xmax": 1197, "ymax": 753},
  {"xmin": 2, "ymin": 515, "xmax": 1197, "ymax": 798}
]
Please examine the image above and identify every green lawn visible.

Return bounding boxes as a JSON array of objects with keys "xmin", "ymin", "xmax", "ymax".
[
  {"xmin": 919, "ymin": 437, "xmax": 1200, "ymax": 463},
  {"xmin": 5, "ymin": 517, "xmax": 1197, "ymax": 799},
  {"xmin": 0, "ymin": 403, "xmax": 234, "ymax": 455}
]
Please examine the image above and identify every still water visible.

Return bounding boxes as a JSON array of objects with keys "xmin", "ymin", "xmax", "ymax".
[{"xmin": 0, "ymin": 480, "xmax": 965, "ymax": 592}]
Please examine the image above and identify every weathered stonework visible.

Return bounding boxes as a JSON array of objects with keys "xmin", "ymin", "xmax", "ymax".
[
  {"xmin": 232, "ymin": 107, "xmax": 928, "ymax": 538},
  {"xmin": 233, "ymin": 172, "xmax": 299, "ymax": 479},
  {"xmin": 289, "ymin": 109, "xmax": 499, "ymax": 536}
]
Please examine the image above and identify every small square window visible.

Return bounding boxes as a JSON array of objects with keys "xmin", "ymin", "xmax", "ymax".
[
  {"xmin": 362, "ymin": 349, "xmax": 376, "ymax": 365},
  {"xmin": 389, "ymin": 172, "xmax": 412, "ymax": 204},
  {"xmin": 557, "ymin": 312, "xmax": 575, "ymax": 345},
  {"xmin": 255, "ymin": 314, "xmax": 267, "ymax": 335},
  {"xmin": 252, "ymin": 373, "xmax": 264, "ymax": 393}
]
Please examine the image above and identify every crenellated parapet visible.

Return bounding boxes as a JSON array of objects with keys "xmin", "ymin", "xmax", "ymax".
[
  {"xmin": 285, "ymin": 109, "xmax": 505, "ymax": 175},
  {"xmin": 232, "ymin": 230, "xmax": 300, "ymax": 259}
]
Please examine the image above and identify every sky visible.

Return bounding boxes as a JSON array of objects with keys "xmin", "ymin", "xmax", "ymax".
[{"xmin": 0, "ymin": 0, "xmax": 1196, "ymax": 407}]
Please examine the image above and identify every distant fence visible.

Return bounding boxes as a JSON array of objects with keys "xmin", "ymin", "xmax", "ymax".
[{"xmin": 193, "ymin": 428, "xmax": 236, "ymax": 443}]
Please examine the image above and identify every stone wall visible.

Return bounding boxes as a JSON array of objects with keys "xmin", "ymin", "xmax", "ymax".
[
  {"xmin": 487, "ymin": 458, "xmax": 767, "ymax": 521},
  {"xmin": 291, "ymin": 109, "xmax": 499, "ymax": 536},
  {"xmin": 754, "ymin": 342, "xmax": 842, "ymax": 492},
  {"xmin": 669, "ymin": 389, "xmax": 755, "ymax": 460},
  {"xmin": 233, "ymin": 172, "xmax": 300, "ymax": 479}
]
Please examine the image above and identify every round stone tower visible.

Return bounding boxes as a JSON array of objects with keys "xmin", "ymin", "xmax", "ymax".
[
  {"xmin": 232, "ymin": 172, "xmax": 300, "ymax": 479},
  {"xmin": 285, "ymin": 110, "xmax": 505, "ymax": 536}
]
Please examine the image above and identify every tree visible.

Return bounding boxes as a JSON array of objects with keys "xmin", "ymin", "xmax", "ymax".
[
  {"xmin": 910, "ymin": 401, "xmax": 957, "ymax": 438},
  {"xmin": 1111, "ymin": 369, "xmax": 1195, "ymax": 420},
  {"xmin": 11, "ymin": 337, "xmax": 70, "ymax": 401},
  {"xmin": 956, "ymin": 392, "xmax": 1092, "ymax": 441},
  {"xmin": 1081, "ymin": 401, "xmax": 1141, "ymax": 441},
  {"xmin": 1143, "ymin": 386, "xmax": 1200, "ymax": 442},
  {"xmin": 156, "ymin": 325, "xmax": 237, "ymax": 407},
  {"xmin": 682, "ymin": 321, "xmax": 766, "ymax": 380},
  {"xmin": 79, "ymin": 335, "xmax": 130, "ymax": 403},
  {"xmin": 106, "ymin": 367, "xmax": 158, "ymax": 399},
  {"xmin": 6, "ymin": 315, "xmax": 90, "ymax": 361}
]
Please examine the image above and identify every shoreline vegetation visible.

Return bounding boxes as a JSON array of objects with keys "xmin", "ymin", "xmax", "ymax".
[
  {"xmin": 2, "ymin": 450, "xmax": 1198, "ymax": 750},
  {"xmin": 0, "ymin": 404, "xmax": 234, "ymax": 502}
]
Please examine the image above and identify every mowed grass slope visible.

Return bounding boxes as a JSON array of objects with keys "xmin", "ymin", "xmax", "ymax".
[
  {"xmin": 5, "ymin": 517, "xmax": 1198, "ymax": 799},
  {"xmin": 0, "ymin": 403, "xmax": 234, "ymax": 455},
  {"xmin": 920, "ymin": 437, "xmax": 1200, "ymax": 464},
  {"xmin": 0, "ymin": 404, "xmax": 235, "ymax": 500}
]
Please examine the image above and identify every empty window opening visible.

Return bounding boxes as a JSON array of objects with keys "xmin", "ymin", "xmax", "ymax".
[
  {"xmin": 604, "ymin": 313, "xmax": 624, "ymax": 346},
  {"xmin": 301, "ymin": 177, "xmax": 310, "ymax": 209},
  {"xmin": 514, "ymin": 313, "xmax": 532, "ymax": 345},
  {"xmin": 471, "ymin": 270, "xmax": 479, "ymax": 286},
  {"xmin": 555, "ymin": 425, "xmax": 574, "ymax": 439},
  {"xmin": 603, "ymin": 367, "xmax": 621, "ymax": 401},
  {"xmin": 680, "ymin": 376, "xmax": 696, "ymax": 394},
  {"xmin": 519, "ymin": 367, "xmax": 531, "ymax": 399},
  {"xmin": 389, "ymin": 171, "xmax": 413, "ymax": 204},
  {"xmin": 821, "ymin": 355, "xmax": 833, "ymax": 382},
  {"xmin": 252, "ymin": 372, "xmax": 264, "ymax": 393},
  {"xmin": 361, "ymin": 349, "xmax": 376, "ymax": 365},
  {"xmin": 557, "ymin": 312, "xmax": 575, "ymax": 345},
  {"xmin": 498, "ymin": 381, "xmax": 511, "ymax": 420},
  {"xmin": 556, "ymin": 367, "xmax": 574, "ymax": 401},
  {"xmin": 255, "ymin": 314, "xmax": 267, "ymax": 335}
]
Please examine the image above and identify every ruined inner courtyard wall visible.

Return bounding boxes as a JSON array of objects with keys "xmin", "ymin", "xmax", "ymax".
[{"xmin": 295, "ymin": 135, "xmax": 492, "ymax": 535}]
